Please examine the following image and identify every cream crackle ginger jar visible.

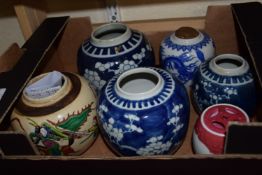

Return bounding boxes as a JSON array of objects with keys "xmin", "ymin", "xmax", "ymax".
[{"xmin": 11, "ymin": 71, "xmax": 98, "ymax": 156}]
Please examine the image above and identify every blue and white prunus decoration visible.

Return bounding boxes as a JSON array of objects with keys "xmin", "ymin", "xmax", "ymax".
[
  {"xmin": 97, "ymin": 67, "xmax": 190, "ymax": 156},
  {"xmin": 77, "ymin": 23, "xmax": 155, "ymax": 92},
  {"xmin": 160, "ymin": 27, "xmax": 215, "ymax": 87},
  {"xmin": 192, "ymin": 54, "xmax": 256, "ymax": 117}
]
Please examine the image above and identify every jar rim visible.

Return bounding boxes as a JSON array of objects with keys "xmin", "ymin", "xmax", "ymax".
[
  {"xmin": 171, "ymin": 28, "xmax": 202, "ymax": 46},
  {"xmin": 209, "ymin": 54, "xmax": 249, "ymax": 76},
  {"xmin": 22, "ymin": 72, "xmax": 68, "ymax": 103},
  {"xmin": 115, "ymin": 67, "xmax": 163, "ymax": 100},
  {"xmin": 91, "ymin": 23, "xmax": 132, "ymax": 47},
  {"xmin": 16, "ymin": 72, "xmax": 81, "ymax": 116}
]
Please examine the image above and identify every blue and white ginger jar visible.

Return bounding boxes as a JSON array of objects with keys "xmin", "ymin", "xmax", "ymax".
[
  {"xmin": 192, "ymin": 54, "xmax": 256, "ymax": 117},
  {"xmin": 97, "ymin": 67, "xmax": 190, "ymax": 156},
  {"xmin": 77, "ymin": 23, "xmax": 155, "ymax": 92},
  {"xmin": 160, "ymin": 27, "xmax": 215, "ymax": 87}
]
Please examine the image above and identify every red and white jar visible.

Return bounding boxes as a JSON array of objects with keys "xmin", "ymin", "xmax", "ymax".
[{"xmin": 192, "ymin": 103, "xmax": 249, "ymax": 154}]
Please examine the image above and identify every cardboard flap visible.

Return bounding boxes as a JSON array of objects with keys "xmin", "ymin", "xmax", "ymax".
[
  {"xmin": 41, "ymin": 17, "xmax": 93, "ymax": 73},
  {"xmin": 0, "ymin": 131, "xmax": 39, "ymax": 157},
  {"xmin": 221, "ymin": 2, "xmax": 262, "ymax": 154},
  {"xmin": 0, "ymin": 16, "xmax": 70, "ymax": 124},
  {"xmin": 225, "ymin": 122, "xmax": 262, "ymax": 154},
  {"xmin": 231, "ymin": 2, "xmax": 262, "ymax": 89},
  {"xmin": 205, "ymin": 5, "xmax": 239, "ymax": 54}
]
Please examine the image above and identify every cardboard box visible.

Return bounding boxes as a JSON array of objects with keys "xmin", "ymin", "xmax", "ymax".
[{"xmin": 0, "ymin": 2, "xmax": 262, "ymax": 173}]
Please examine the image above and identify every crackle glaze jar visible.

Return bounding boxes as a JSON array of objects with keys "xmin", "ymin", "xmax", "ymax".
[
  {"xmin": 160, "ymin": 27, "xmax": 215, "ymax": 87},
  {"xmin": 97, "ymin": 67, "xmax": 190, "ymax": 156},
  {"xmin": 11, "ymin": 72, "xmax": 98, "ymax": 156},
  {"xmin": 77, "ymin": 22, "xmax": 155, "ymax": 92},
  {"xmin": 193, "ymin": 104, "xmax": 249, "ymax": 154},
  {"xmin": 192, "ymin": 54, "xmax": 257, "ymax": 116}
]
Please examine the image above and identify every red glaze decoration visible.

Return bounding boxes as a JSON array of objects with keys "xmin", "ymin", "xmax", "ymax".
[{"xmin": 195, "ymin": 104, "xmax": 249, "ymax": 154}]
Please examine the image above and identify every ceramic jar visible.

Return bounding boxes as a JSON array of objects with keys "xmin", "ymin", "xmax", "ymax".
[
  {"xmin": 192, "ymin": 54, "xmax": 257, "ymax": 116},
  {"xmin": 192, "ymin": 103, "xmax": 249, "ymax": 154},
  {"xmin": 77, "ymin": 22, "xmax": 155, "ymax": 92},
  {"xmin": 11, "ymin": 72, "xmax": 98, "ymax": 156},
  {"xmin": 97, "ymin": 67, "xmax": 190, "ymax": 156},
  {"xmin": 160, "ymin": 27, "xmax": 215, "ymax": 87}
]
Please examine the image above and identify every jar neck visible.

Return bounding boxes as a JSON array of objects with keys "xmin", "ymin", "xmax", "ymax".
[
  {"xmin": 91, "ymin": 23, "xmax": 132, "ymax": 47},
  {"xmin": 22, "ymin": 73, "xmax": 71, "ymax": 107},
  {"xmin": 209, "ymin": 54, "xmax": 249, "ymax": 76},
  {"xmin": 115, "ymin": 68, "xmax": 164, "ymax": 100}
]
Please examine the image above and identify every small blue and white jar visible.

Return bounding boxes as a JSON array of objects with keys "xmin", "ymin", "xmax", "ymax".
[
  {"xmin": 97, "ymin": 67, "xmax": 190, "ymax": 156},
  {"xmin": 77, "ymin": 23, "xmax": 155, "ymax": 93},
  {"xmin": 160, "ymin": 27, "xmax": 215, "ymax": 87},
  {"xmin": 192, "ymin": 54, "xmax": 257, "ymax": 117}
]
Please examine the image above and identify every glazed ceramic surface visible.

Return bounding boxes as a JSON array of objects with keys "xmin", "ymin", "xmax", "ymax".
[
  {"xmin": 11, "ymin": 72, "xmax": 98, "ymax": 156},
  {"xmin": 160, "ymin": 27, "xmax": 215, "ymax": 87},
  {"xmin": 192, "ymin": 54, "xmax": 256, "ymax": 116},
  {"xmin": 193, "ymin": 104, "xmax": 249, "ymax": 154},
  {"xmin": 97, "ymin": 67, "xmax": 190, "ymax": 156},
  {"xmin": 77, "ymin": 23, "xmax": 155, "ymax": 92}
]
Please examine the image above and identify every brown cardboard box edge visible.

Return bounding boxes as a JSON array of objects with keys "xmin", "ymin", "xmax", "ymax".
[{"xmin": 0, "ymin": 4, "xmax": 262, "ymax": 163}]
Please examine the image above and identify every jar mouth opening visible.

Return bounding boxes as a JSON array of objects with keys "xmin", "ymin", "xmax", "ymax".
[
  {"xmin": 16, "ymin": 73, "xmax": 81, "ymax": 116},
  {"xmin": 171, "ymin": 28, "xmax": 202, "ymax": 46},
  {"xmin": 215, "ymin": 57, "xmax": 243, "ymax": 69},
  {"xmin": 175, "ymin": 27, "xmax": 200, "ymax": 39},
  {"xmin": 116, "ymin": 68, "xmax": 163, "ymax": 100},
  {"xmin": 91, "ymin": 23, "xmax": 131, "ymax": 47},
  {"xmin": 210, "ymin": 54, "xmax": 249, "ymax": 76},
  {"xmin": 119, "ymin": 73, "xmax": 158, "ymax": 93},
  {"xmin": 23, "ymin": 73, "xmax": 67, "ymax": 102},
  {"xmin": 93, "ymin": 24, "xmax": 127, "ymax": 40}
]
